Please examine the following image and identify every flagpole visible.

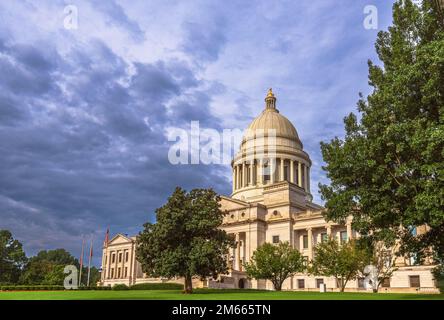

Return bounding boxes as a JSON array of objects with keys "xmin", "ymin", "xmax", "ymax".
[
  {"xmin": 87, "ymin": 237, "xmax": 93, "ymax": 287},
  {"xmin": 78, "ymin": 237, "xmax": 85, "ymax": 287}
]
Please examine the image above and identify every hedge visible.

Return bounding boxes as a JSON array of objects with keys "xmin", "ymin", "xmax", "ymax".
[
  {"xmin": 0, "ymin": 283, "xmax": 183, "ymax": 291},
  {"xmin": 0, "ymin": 285, "xmax": 111, "ymax": 291},
  {"xmin": 129, "ymin": 283, "xmax": 183, "ymax": 290},
  {"xmin": 112, "ymin": 284, "xmax": 129, "ymax": 290}
]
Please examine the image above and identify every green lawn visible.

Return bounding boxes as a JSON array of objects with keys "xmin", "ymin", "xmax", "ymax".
[{"xmin": 0, "ymin": 289, "xmax": 443, "ymax": 300}]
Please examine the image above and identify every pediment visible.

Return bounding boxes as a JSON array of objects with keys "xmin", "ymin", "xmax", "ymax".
[{"xmin": 108, "ymin": 233, "xmax": 134, "ymax": 245}]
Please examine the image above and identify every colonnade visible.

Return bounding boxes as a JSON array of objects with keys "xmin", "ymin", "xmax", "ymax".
[
  {"xmin": 232, "ymin": 158, "xmax": 309, "ymax": 192},
  {"xmin": 297, "ymin": 222, "xmax": 353, "ymax": 261}
]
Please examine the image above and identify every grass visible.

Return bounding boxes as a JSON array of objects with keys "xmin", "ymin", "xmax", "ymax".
[{"xmin": 0, "ymin": 289, "xmax": 443, "ymax": 300}]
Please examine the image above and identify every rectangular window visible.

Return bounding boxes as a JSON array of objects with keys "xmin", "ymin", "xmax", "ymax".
[
  {"xmin": 283, "ymin": 164, "xmax": 289, "ymax": 181},
  {"xmin": 294, "ymin": 162, "xmax": 299, "ymax": 184},
  {"xmin": 263, "ymin": 162, "xmax": 270, "ymax": 183},
  {"xmin": 358, "ymin": 277, "xmax": 365, "ymax": 288},
  {"xmin": 117, "ymin": 268, "xmax": 121, "ymax": 278},
  {"xmin": 118, "ymin": 252, "xmax": 122, "ymax": 263},
  {"xmin": 124, "ymin": 267, "xmax": 128, "ymax": 278},
  {"xmin": 321, "ymin": 233, "xmax": 328, "ymax": 243},
  {"xmin": 111, "ymin": 253, "xmax": 115, "ymax": 263},
  {"xmin": 340, "ymin": 231, "xmax": 348, "ymax": 244},
  {"xmin": 409, "ymin": 275, "xmax": 420, "ymax": 288},
  {"xmin": 246, "ymin": 165, "xmax": 250, "ymax": 184},
  {"xmin": 297, "ymin": 279, "xmax": 305, "ymax": 289},
  {"xmin": 110, "ymin": 269, "xmax": 114, "ymax": 278},
  {"xmin": 272, "ymin": 235, "xmax": 280, "ymax": 244},
  {"xmin": 125, "ymin": 252, "xmax": 129, "ymax": 262},
  {"xmin": 381, "ymin": 278, "xmax": 391, "ymax": 288},
  {"xmin": 316, "ymin": 279, "xmax": 324, "ymax": 288},
  {"xmin": 274, "ymin": 162, "xmax": 279, "ymax": 182},
  {"xmin": 303, "ymin": 235, "xmax": 308, "ymax": 249},
  {"xmin": 301, "ymin": 164, "xmax": 305, "ymax": 188}
]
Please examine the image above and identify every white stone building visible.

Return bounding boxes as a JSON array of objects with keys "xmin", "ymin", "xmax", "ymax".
[{"xmin": 101, "ymin": 89, "xmax": 439, "ymax": 293}]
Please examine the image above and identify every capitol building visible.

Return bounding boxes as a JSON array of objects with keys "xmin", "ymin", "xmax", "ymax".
[{"xmin": 100, "ymin": 90, "xmax": 438, "ymax": 293}]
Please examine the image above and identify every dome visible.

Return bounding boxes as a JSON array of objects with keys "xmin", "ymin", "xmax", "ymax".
[
  {"xmin": 242, "ymin": 88, "xmax": 302, "ymax": 147},
  {"xmin": 247, "ymin": 109, "xmax": 300, "ymax": 143}
]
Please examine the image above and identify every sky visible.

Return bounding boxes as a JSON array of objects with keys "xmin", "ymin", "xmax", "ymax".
[{"xmin": 0, "ymin": 0, "xmax": 396, "ymax": 266}]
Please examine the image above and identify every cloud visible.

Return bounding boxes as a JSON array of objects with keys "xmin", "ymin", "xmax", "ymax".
[
  {"xmin": 91, "ymin": 0, "xmax": 145, "ymax": 42},
  {"xmin": 181, "ymin": 16, "xmax": 227, "ymax": 63},
  {"xmin": 0, "ymin": 0, "xmax": 397, "ymax": 265}
]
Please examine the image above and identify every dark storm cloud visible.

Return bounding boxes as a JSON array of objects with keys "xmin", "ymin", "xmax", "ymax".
[{"xmin": 0, "ymin": 34, "xmax": 230, "ymax": 264}]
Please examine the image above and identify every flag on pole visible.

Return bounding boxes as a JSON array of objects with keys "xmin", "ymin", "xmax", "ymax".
[
  {"xmin": 87, "ymin": 237, "xmax": 93, "ymax": 287},
  {"xmin": 78, "ymin": 237, "xmax": 85, "ymax": 287},
  {"xmin": 104, "ymin": 228, "xmax": 109, "ymax": 247}
]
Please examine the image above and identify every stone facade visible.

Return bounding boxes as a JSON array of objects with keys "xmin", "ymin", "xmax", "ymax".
[{"xmin": 100, "ymin": 89, "xmax": 439, "ymax": 293}]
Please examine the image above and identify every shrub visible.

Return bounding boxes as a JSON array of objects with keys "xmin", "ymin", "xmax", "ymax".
[
  {"xmin": 0, "ymin": 285, "xmax": 65, "ymax": 291},
  {"xmin": 112, "ymin": 284, "xmax": 129, "ymax": 290},
  {"xmin": 129, "ymin": 283, "xmax": 182, "ymax": 290}
]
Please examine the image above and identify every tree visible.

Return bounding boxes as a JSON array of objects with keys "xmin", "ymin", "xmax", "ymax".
[
  {"xmin": 0, "ymin": 230, "xmax": 27, "ymax": 284},
  {"xmin": 357, "ymin": 237, "xmax": 399, "ymax": 292},
  {"xmin": 319, "ymin": 0, "xmax": 444, "ymax": 267},
  {"xmin": 20, "ymin": 248, "xmax": 79, "ymax": 285},
  {"xmin": 310, "ymin": 239, "xmax": 369, "ymax": 292},
  {"xmin": 136, "ymin": 187, "xmax": 234, "ymax": 293},
  {"xmin": 32, "ymin": 248, "xmax": 78, "ymax": 266},
  {"xmin": 244, "ymin": 242, "xmax": 305, "ymax": 291}
]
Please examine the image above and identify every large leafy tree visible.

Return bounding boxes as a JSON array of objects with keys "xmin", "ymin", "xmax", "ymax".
[
  {"xmin": 310, "ymin": 240, "xmax": 370, "ymax": 292},
  {"xmin": 244, "ymin": 242, "xmax": 305, "ymax": 291},
  {"xmin": 319, "ymin": 0, "xmax": 444, "ymax": 266},
  {"xmin": 20, "ymin": 248, "xmax": 80, "ymax": 285},
  {"xmin": 0, "ymin": 230, "xmax": 27, "ymax": 284},
  {"xmin": 136, "ymin": 187, "xmax": 234, "ymax": 293}
]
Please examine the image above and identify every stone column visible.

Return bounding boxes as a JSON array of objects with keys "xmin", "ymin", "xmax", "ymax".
[
  {"xmin": 232, "ymin": 167, "xmax": 236, "ymax": 192},
  {"xmin": 298, "ymin": 162, "xmax": 302, "ymax": 187},
  {"xmin": 307, "ymin": 228, "xmax": 313, "ymax": 260},
  {"xmin": 236, "ymin": 165, "xmax": 240, "ymax": 189},
  {"xmin": 236, "ymin": 233, "xmax": 241, "ymax": 271},
  {"xmin": 258, "ymin": 158, "xmax": 264, "ymax": 185},
  {"xmin": 326, "ymin": 225, "xmax": 332, "ymax": 238},
  {"xmin": 242, "ymin": 162, "xmax": 246, "ymax": 188},
  {"xmin": 299, "ymin": 233, "xmax": 304, "ymax": 251},
  {"xmin": 108, "ymin": 251, "xmax": 112, "ymax": 279},
  {"xmin": 290, "ymin": 160, "xmax": 295, "ymax": 184},
  {"xmin": 280, "ymin": 158, "xmax": 284, "ymax": 181},
  {"xmin": 304, "ymin": 165, "xmax": 308, "ymax": 191},
  {"xmin": 347, "ymin": 222, "xmax": 353, "ymax": 240},
  {"xmin": 114, "ymin": 251, "xmax": 118, "ymax": 279},
  {"xmin": 270, "ymin": 158, "xmax": 275, "ymax": 184},
  {"xmin": 121, "ymin": 250, "xmax": 125, "ymax": 278},
  {"xmin": 249, "ymin": 160, "xmax": 254, "ymax": 186},
  {"xmin": 234, "ymin": 165, "xmax": 237, "ymax": 189},
  {"xmin": 128, "ymin": 243, "xmax": 134, "ymax": 285}
]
